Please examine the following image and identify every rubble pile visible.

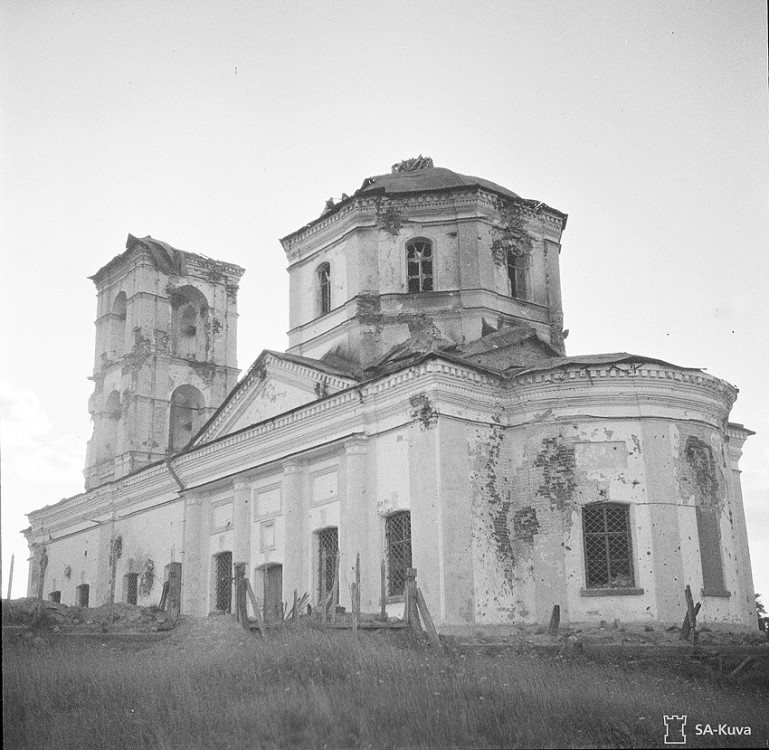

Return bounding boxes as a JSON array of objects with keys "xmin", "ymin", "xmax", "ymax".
[{"xmin": 1, "ymin": 597, "xmax": 174, "ymax": 633}]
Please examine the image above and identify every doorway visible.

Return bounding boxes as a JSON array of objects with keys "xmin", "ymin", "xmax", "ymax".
[{"xmin": 263, "ymin": 564, "xmax": 283, "ymax": 622}]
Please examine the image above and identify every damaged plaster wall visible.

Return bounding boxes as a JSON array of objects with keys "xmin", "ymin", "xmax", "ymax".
[{"xmin": 468, "ymin": 418, "xmax": 654, "ymax": 625}]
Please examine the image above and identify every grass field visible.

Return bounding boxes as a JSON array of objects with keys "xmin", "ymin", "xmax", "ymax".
[{"xmin": 3, "ymin": 622, "xmax": 767, "ymax": 750}]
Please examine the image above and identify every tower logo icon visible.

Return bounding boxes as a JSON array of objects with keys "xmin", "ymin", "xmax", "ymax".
[{"xmin": 663, "ymin": 715, "xmax": 687, "ymax": 744}]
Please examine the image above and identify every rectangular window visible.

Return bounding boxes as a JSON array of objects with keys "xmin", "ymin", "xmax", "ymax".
[
  {"xmin": 505, "ymin": 248, "xmax": 527, "ymax": 300},
  {"xmin": 316, "ymin": 527, "xmax": 338, "ymax": 604},
  {"xmin": 582, "ymin": 504, "xmax": 635, "ymax": 588},
  {"xmin": 407, "ymin": 240, "xmax": 433, "ymax": 293},
  {"xmin": 124, "ymin": 572, "xmax": 139, "ymax": 605},
  {"xmin": 76, "ymin": 584, "xmax": 90, "ymax": 608},
  {"xmin": 386, "ymin": 511, "xmax": 412, "ymax": 597}
]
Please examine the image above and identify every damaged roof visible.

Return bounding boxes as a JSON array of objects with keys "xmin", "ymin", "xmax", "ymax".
[
  {"xmin": 281, "ymin": 159, "xmax": 567, "ymax": 244},
  {"xmin": 90, "ymin": 234, "xmax": 244, "ymax": 283}
]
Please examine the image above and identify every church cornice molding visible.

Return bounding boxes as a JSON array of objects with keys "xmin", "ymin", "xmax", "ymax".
[{"xmin": 282, "ymin": 188, "xmax": 566, "ymax": 259}]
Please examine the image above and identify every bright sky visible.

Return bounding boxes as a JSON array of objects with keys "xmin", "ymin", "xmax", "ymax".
[{"xmin": 1, "ymin": 1, "xmax": 767, "ymax": 608}]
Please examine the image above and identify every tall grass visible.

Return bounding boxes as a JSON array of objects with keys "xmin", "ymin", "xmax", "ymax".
[{"xmin": 3, "ymin": 627, "xmax": 767, "ymax": 749}]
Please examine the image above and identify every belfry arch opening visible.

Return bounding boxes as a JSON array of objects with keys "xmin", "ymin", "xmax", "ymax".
[
  {"xmin": 110, "ymin": 292, "xmax": 127, "ymax": 356},
  {"xmin": 168, "ymin": 384, "xmax": 205, "ymax": 452},
  {"xmin": 171, "ymin": 286, "xmax": 209, "ymax": 361}
]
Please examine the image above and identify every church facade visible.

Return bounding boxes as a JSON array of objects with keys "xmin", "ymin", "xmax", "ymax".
[{"xmin": 25, "ymin": 158, "xmax": 756, "ymax": 629}]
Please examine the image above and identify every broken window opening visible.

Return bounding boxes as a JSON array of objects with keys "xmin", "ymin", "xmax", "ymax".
[
  {"xmin": 317, "ymin": 263, "xmax": 331, "ymax": 316},
  {"xmin": 406, "ymin": 239, "xmax": 433, "ymax": 293},
  {"xmin": 582, "ymin": 503, "xmax": 635, "ymax": 589},
  {"xmin": 386, "ymin": 511, "xmax": 412, "ymax": 597},
  {"xmin": 168, "ymin": 384, "xmax": 205, "ymax": 453},
  {"xmin": 124, "ymin": 572, "xmax": 139, "ymax": 604},
  {"xmin": 316, "ymin": 527, "xmax": 338, "ymax": 605},
  {"xmin": 171, "ymin": 286, "xmax": 209, "ymax": 361},
  {"xmin": 505, "ymin": 247, "xmax": 527, "ymax": 300},
  {"xmin": 110, "ymin": 291, "xmax": 127, "ymax": 356},
  {"xmin": 76, "ymin": 583, "xmax": 90, "ymax": 608},
  {"xmin": 48, "ymin": 591, "xmax": 61, "ymax": 603}
]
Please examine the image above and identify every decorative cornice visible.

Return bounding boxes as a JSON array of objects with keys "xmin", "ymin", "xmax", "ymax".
[{"xmin": 282, "ymin": 188, "xmax": 565, "ymax": 257}]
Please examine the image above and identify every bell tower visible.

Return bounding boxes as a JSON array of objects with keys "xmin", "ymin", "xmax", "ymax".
[{"xmin": 84, "ymin": 234, "xmax": 244, "ymax": 490}]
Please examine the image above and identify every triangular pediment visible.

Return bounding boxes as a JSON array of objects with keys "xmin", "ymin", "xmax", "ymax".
[{"xmin": 193, "ymin": 351, "xmax": 358, "ymax": 446}]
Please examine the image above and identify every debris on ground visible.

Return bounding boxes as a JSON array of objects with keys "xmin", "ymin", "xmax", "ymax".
[{"xmin": 1, "ymin": 597, "xmax": 174, "ymax": 633}]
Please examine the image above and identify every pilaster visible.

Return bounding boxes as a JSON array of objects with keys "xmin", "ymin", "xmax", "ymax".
[{"xmin": 282, "ymin": 461, "xmax": 305, "ymax": 601}]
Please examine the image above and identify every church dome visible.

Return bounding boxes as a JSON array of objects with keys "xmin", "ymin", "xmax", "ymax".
[{"xmin": 357, "ymin": 156, "xmax": 520, "ymax": 201}]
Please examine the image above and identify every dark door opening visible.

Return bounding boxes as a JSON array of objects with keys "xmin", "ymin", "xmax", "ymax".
[
  {"xmin": 263, "ymin": 564, "xmax": 283, "ymax": 622},
  {"xmin": 215, "ymin": 552, "xmax": 232, "ymax": 613}
]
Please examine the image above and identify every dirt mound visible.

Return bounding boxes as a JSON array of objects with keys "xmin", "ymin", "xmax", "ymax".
[{"xmin": 1, "ymin": 597, "xmax": 174, "ymax": 633}]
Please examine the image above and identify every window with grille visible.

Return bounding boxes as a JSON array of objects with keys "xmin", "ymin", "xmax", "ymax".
[
  {"xmin": 316, "ymin": 527, "xmax": 338, "ymax": 604},
  {"xmin": 505, "ymin": 248, "xmax": 527, "ymax": 299},
  {"xmin": 407, "ymin": 240, "xmax": 433, "ymax": 293},
  {"xmin": 76, "ymin": 584, "xmax": 90, "ymax": 608},
  {"xmin": 318, "ymin": 263, "xmax": 331, "ymax": 315},
  {"xmin": 124, "ymin": 572, "xmax": 139, "ymax": 605},
  {"xmin": 582, "ymin": 504, "xmax": 635, "ymax": 588},
  {"xmin": 386, "ymin": 511, "xmax": 412, "ymax": 597}
]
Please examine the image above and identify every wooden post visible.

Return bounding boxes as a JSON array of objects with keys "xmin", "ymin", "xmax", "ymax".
[
  {"xmin": 159, "ymin": 580, "xmax": 170, "ymax": 611},
  {"xmin": 233, "ymin": 563, "xmax": 246, "ymax": 624},
  {"xmin": 680, "ymin": 602, "xmax": 701, "ymax": 640},
  {"xmin": 548, "ymin": 605, "xmax": 560, "ymax": 636},
  {"xmin": 164, "ymin": 562, "xmax": 182, "ymax": 620},
  {"xmin": 6, "ymin": 553, "xmax": 14, "ymax": 600},
  {"xmin": 380, "ymin": 558, "xmax": 387, "ymax": 621},
  {"xmin": 330, "ymin": 551, "xmax": 340, "ymax": 624},
  {"xmin": 245, "ymin": 579, "xmax": 265, "ymax": 638},
  {"xmin": 405, "ymin": 568, "xmax": 421, "ymax": 632},
  {"xmin": 681, "ymin": 585, "xmax": 698, "ymax": 644},
  {"xmin": 320, "ymin": 549, "xmax": 328, "ymax": 624},
  {"xmin": 292, "ymin": 589, "xmax": 298, "ymax": 624},
  {"xmin": 415, "ymin": 588, "xmax": 441, "ymax": 649},
  {"xmin": 352, "ymin": 552, "xmax": 360, "ymax": 634}
]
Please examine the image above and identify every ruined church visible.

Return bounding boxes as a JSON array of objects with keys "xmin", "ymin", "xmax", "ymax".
[{"xmin": 25, "ymin": 158, "xmax": 756, "ymax": 629}]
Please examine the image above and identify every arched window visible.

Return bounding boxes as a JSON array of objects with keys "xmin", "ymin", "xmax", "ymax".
[
  {"xmin": 110, "ymin": 292, "xmax": 127, "ymax": 356},
  {"xmin": 406, "ymin": 239, "xmax": 433, "ymax": 293},
  {"xmin": 385, "ymin": 511, "xmax": 412, "ymax": 596},
  {"xmin": 505, "ymin": 248, "xmax": 527, "ymax": 300},
  {"xmin": 171, "ymin": 286, "xmax": 209, "ymax": 361},
  {"xmin": 168, "ymin": 384, "xmax": 205, "ymax": 452},
  {"xmin": 317, "ymin": 263, "xmax": 331, "ymax": 316},
  {"xmin": 100, "ymin": 390, "xmax": 121, "ymax": 461},
  {"xmin": 582, "ymin": 503, "xmax": 635, "ymax": 589}
]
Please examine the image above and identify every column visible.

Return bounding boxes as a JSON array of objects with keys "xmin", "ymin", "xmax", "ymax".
[
  {"xmin": 342, "ymin": 437, "xmax": 368, "ymax": 609},
  {"xmin": 282, "ymin": 461, "xmax": 304, "ymax": 602}
]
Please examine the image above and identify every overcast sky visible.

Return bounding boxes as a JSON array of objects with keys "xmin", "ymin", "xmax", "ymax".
[{"xmin": 1, "ymin": 0, "xmax": 767, "ymax": 606}]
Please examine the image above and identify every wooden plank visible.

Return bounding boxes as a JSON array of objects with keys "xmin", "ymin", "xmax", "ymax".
[
  {"xmin": 292, "ymin": 589, "xmax": 298, "ymax": 623},
  {"xmin": 330, "ymin": 552, "xmax": 340, "ymax": 624},
  {"xmin": 415, "ymin": 587, "xmax": 441, "ymax": 650},
  {"xmin": 245, "ymin": 578, "xmax": 265, "ymax": 638},
  {"xmin": 548, "ymin": 605, "xmax": 560, "ymax": 636},
  {"xmin": 680, "ymin": 601, "xmax": 701, "ymax": 640},
  {"xmin": 728, "ymin": 656, "xmax": 756, "ymax": 679}
]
